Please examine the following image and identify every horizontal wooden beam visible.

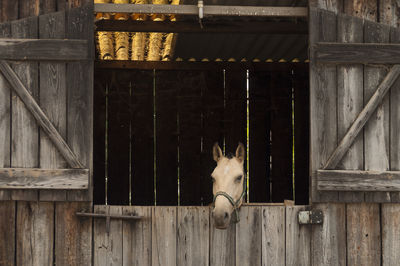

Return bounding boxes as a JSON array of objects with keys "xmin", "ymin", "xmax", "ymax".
[
  {"xmin": 0, "ymin": 61, "xmax": 84, "ymax": 168},
  {"xmin": 95, "ymin": 60, "xmax": 309, "ymax": 71},
  {"xmin": 0, "ymin": 38, "xmax": 88, "ymax": 61},
  {"xmin": 94, "ymin": 4, "xmax": 308, "ymax": 17},
  {"xmin": 317, "ymin": 170, "xmax": 400, "ymax": 191},
  {"xmin": 314, "ymin": 42, "xmax": 400, "ymax": 64},
  {"xmin": 0, "ymin": 168, "xmax": 89, "ymax": 189},
  {"xmin": 323, "ymin": 65, "xmax": 400, "ymax": 169},
  {"xmin": 95, "ymin": 20, "xmax": 308, "ymax": 34}
]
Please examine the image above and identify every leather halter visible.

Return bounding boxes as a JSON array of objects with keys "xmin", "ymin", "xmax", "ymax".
[{"xmin": 212, "ymin": 175, "xmax": 246, "ymax": 223}]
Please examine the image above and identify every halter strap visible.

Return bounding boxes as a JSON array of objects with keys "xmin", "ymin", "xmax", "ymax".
[{"xmin": 212, "ymin": 176, "xmax": 246, "ymax": 223}]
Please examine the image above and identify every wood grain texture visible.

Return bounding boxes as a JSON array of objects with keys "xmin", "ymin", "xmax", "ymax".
[
  {"xmin": 55, "ymin": 202, "xmax": 92, "ymax": 266},
  {"xmin": 318, "ymin": 170, "xmax": 400, "ymax": 191},
  {"xmin": 344, "ymin": 0, "xmax": 377, "ymax": 20},
  {"xmin": 285, "ymin": 206, "xmax": 311, "ymax": 266},
  {"xmin": 364, "ymin": 21, "xmax": 391, "ymax": 202},
  {"xmin": 379, "ymin": 0, "xmax": 398, "ymax": 26},
  {"xmin": 235, "ymin": 206, "xmax": 261, "ymax": 266},
  {"xmin": 336, "ymin": 13, "xmax": 364, "ymax": 202},
  {"xmin": 0, "ymin": 22, "xmax": 11, "ymax": 200},
  {"xmin": 311, "ymin": 203, "xmax": 346, "ymax": 266},
  {"xmin": 122, "ymin": 206, "xmax": 152, "ymax": 266},
  {"xmin": 152, "ymin": 207, "xmax": 176, "ymax": 266},
  {"xmin": 10, "ymin": 16, "xmax": 39, "ymax": 201},
  {"xmin": 261, "ymin": 206, "xmax": 285, "ymax": 266},
  {"xmin": 0, "ymin": 1, "xmax": 18, "ymax": 22},
  {"xmin": 314, "ymin": 42, "xmax": 400, "ymax": 64},
  {"xmin": 0, "ymin": 38, "xmax": 88, "ymax": 61},
  {"xmin": 0, "ymin": 201, "xmax": 15, "ymax": 266},
  {"xmin": 309, "ymin": 8, "xmax": 338, "ymax": 202},
  {"xmin": 309, "ymin": 0, "xmax": 343, "ymax": 13},
  {"xmin": 66, "ymin": 5, "xmax": 94, "ymax": 201},
  {"xmin": 0, "ymin": 168, "xmax": 89, "ymax": 189},
  {"xmin": 94, "ymin": 205, "xmax": 123, "ymax": 266},
  {"xmin": 210, "ymin": 207, "xmax": 236, "ymax": 266},
  {"xmin": 381, "ymin": 204, "xmax": 400, "ymax": 266},
  {"xmin": 0, "ymin": 60, "xmax": 84, "ymax": 169},
  {"xmin": 177, "ymin": 207, "xmax": 209, "ymax": 266},
  {"xmin": 390, "ymin": 27, "xmax": 400, "ymax": 202},
  {"xmin": 323, "ymin": 64, "xmax": 400, "ymax": 171},
  {"xmin": 39, "ymin": 11, "xmax": 68, "ymax": 201},
  {"xmin": 346, "ymin": 203, "xmax": 381, "ymax": 266},
  {"xmin": 16, "ymin": 201, "xmax": 54, "ymax": 266}
]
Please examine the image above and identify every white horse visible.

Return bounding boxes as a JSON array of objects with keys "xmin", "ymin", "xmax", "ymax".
[{"xmin": 211, "ymin": 142, "xmax": 246, "ymax": 229}]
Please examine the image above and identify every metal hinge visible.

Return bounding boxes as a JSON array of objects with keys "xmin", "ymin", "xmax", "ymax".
[
  {"xmin": 298, "ymin": 210, "xmax": 323, "ymax": 225},
  {"xmin": 76, "ymin": 211, "xmax": 142, "ymax": 234}
]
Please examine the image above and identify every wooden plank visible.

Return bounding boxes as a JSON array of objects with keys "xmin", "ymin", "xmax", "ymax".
[
  {"xmin": 122, "ymin": 206, "xmax": 152, "ymax": 266},
  {"xmin": 317, "ymin": 169, "xmax": 400, "ymax": 191},
  {"xmin": 380, "ymin": 0, "xmax": 398, "ymax": 26},
  {"xmin": 94, "ymin": 205, "xmax": 123, "ymax": 266},
  {"xmin": 270, "ymin": 71, "xmax": 293, "ymax": 202},
  {"xmin": 95, "ymin": 19, "xmax": 308, "ymax": 34},
  {"xmin": 336, "ymin": 13, "xmax": 364, "ymax": 202},
  {"xmin": 178, "ymin": 71, "xmax": 202, "ymax": 205},
  {"xmin": 0, "ymin": 168, "xmax": 89, "ymax": 189},
  {"xmin": 93, "ymin": 70, "xmax": 108, "ymax": 204},
  {"xmin": 224, "ymin": 69, "xmax": 247, "ymax": 167},
  {"xmin": 347, "ymin": 203, "xmax": 381, "ymax": 266},
  {"xmin": 0, "ymin": 1, "xmax": 18, "ymax": 22},
  {"xmin": 0, "ymin": 201, "xmax": 15, "ymax": 265},
  {"xmin": 344, "ymin": 0, "xmax": 377, "ymax": 20},
  {"xmin": 131, "ymin": 70, "xmax": 155, "ymax": 205},
  {"xmin": 389, "ymin": 26, "xmax": 400, "ymax": 202},
  {"xmin": 66, "ymin": 5, "xmax": 94, "ymax": 201},
  {"xmin": 309, "ymin": 0, "xmax": 343, "ymax": 13},
  {"xmin": 201, "ymin": 70, "xmax": 224, "ymax": 205},
  {"xmin": 155, "ymin": 71, "xmax": 178, "ymax": 205},
  {"xmin": 177, "ymin": 207, "xmax": 209, "ymax": 266},
  {"xmin": 152, "ymin": 207, "xmax": 177, "ymax": 266},
  {"xmin": 210, "ymin": 208, "xmax": 236, "ymax": 266},
  {"xmin": 0, "ymin": 22, "xmax": 11, "ymax": 200},
  {"xmin": 106, "ymin": 71, "xmax": 131, "ymax": 205},
  {"xmin": 235, "ymin": 206, "xmax": 262, "ymax": 266},
  {"xmin": 323, "ymin": 64, "xmax": 400, "ymax": 171},
  {"xmin": 38, "ymin": 0, "xmax": 57, "ymax": 15},
  {"xmin": 286, "ymin": 206, "xmax": 311, "ymax": 266},
  {"xmin": 381, "ymin": 204, "xmax": 400, "ymax": 266},
  {"xmin": 16, "ymin": 201, "xmax": 54, "ymax": 266},
  {"xmin": 95, "ymin": 4, "xmax": 308, "ymax": 17},
  {"xmin": 261, "ymin": 206, "xmax": 285, "ymax": 266},
  {"xmin": 364, "ymin": 21, "xmax": 391, "ymax": 202},
  {"xmin": 10, "ymin": 16, "xmax": 39, "ymax": 201},
  {"xmin": 311, "ymin": 203, "xmax": 346, "ymax": 266},
  {"xmin": 293, "ymin": 68, "xmax": 309, "ymax": 204},
  {"xmin": 0, "ymin": 60, "xmax": 84, "ymax": 169},
  {"xmin": 249, "ymin": 71, "xmax": 270, "ymax": 202},
  {"xmin": 55, "ymin": 202, "xmax": 92, "ymax": 266},
  {"xmin": 19, "ymin": 0, "xmax": 38, "ymax": 18},
  {"xmin": 0, "ymin": 38, "xmax": 88, "ymax": 61},
  {"xmin": 314, "ymin": 42, "xmax": 400, "ymax": 64},
  {"xmin": 309, "ymin": 8, "xmax": 338, "ymax": 202},
  {"xmin": 38, "ymin": 11, "xmax": 67, "ymax": 201}
]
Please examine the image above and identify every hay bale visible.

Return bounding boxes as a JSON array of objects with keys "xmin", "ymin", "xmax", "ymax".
[
  {"xmin": 131, "ymin": 0, "xmax": 148, "ymax": 60},
  {"xmin": 114, "ymin": 0, "xmax": 130, "ymax": 60},
  {"xmin": 96, "ymin": 0, "xmax": 114, "ymax": 60},
  {"xmin": 146, "ymin": 0, "xmax": 168, "ymax": 61}
]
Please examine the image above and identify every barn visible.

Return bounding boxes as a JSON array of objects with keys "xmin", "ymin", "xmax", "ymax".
[{"xmin": 0, "ymin": 0, "xmax": 399, "ymax": 265}]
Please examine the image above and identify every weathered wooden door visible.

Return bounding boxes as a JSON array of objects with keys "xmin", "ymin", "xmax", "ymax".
[
  {"xmin": 0, "ymin": 5, "xmax": 93, "ymax": 201},
  {"xmin": 310, "ymin": 7, "xmax": 400, "ymax": 203},
  {"xmin": 0, "ymin": 4, "xmax": 93, "ymax": 266}
]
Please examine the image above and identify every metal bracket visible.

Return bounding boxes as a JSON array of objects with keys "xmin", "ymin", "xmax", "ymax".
[
  {"xmin": 76, "ymin": 211, "xmax": 142, "ymax": 234},
  {"xmin": 298, "ymin": 210, "xmax": 323, "ymax": 225}
]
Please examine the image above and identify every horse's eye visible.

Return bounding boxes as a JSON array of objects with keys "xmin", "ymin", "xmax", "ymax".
[
  {"xmin": 235, "ymin": 175, "xmax": 242, "ymax": 183},
  {"xmin": 211, "ymin": 177, "xmax": 216, "ymax": 183}
]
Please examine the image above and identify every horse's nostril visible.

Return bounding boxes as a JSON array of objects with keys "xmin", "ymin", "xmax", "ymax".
[{"xmin": 224, "ymin": 212, "xmax": 229, "ymax": 220}]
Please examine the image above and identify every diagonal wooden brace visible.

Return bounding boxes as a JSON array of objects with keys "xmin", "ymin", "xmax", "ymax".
[
  {"xmin": 323, "ymin": 64, "xmax": 400, "ymax": 170},
  {"xmin": 0, "ymin": 60, "xmax": 84, "ymax": 169}
]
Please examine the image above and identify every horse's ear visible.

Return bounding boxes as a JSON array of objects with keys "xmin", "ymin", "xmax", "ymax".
[
  {"xmin": 213, "ymin": 143, "xmax": 223, "ymax": 162},
  {"xmin": 235, "ymin": 142, "xmax": 245, "ymax": 163}
]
